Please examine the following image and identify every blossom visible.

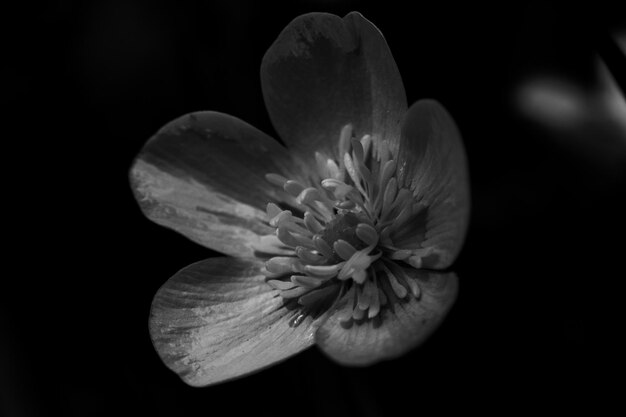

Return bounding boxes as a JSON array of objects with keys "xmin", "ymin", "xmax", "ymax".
[{"xmin": 130, "ymin": 11, "xmax": 470, "ymax": 387}]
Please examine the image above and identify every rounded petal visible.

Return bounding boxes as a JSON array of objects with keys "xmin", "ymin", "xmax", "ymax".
[
  {"xmin": 315, "ymin": 269, "xmax": 458, "ymax": 366},
  {"xmin": 130, "ymin": 111, "xmax": 299, "ymax": 257},
  {"xmin": 149, "ymin": 257, "xmax": 319, "ymax": 386},
  {"xmin": 396, "ymin": 100, "xmax": 471, "ymax": 269},
  {"xmin": 261, "ymin": 12, "xmax": 407, "ymax": 166}
]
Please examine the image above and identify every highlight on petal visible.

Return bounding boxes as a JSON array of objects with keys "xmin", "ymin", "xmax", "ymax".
[
  {"xmin": 395, "ymin": 100, "xmax": 470, "ymax": 269},
  {"xmin": 130, "ymin": 111, "xmax": 300, "ymax": 257},
  {"xmin": 261, "ymin": 11, "xmax": 407, "ymax": 167},
  {"xmin": 149, "ymin": 257, "xmax": 320, "ymax": 387},
  {"xmin": 315, "ymin": 269, "xmax": 458, "ymax": 366}
]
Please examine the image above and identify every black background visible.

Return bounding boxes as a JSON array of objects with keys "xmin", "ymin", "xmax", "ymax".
[{"xmin": 4, "ymin": 1, "xmax": 625, "ymax": 416}]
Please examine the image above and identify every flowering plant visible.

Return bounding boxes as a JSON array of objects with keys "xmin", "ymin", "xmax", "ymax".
[{"xmin": 130, "ymin": 11, "xmax": 469, "ymax": 386}]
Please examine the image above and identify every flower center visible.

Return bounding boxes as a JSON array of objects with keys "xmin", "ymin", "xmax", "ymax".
[
  {"xmin": 260, "ymin": 124, "xmax": 434, "ymax": 326},
  {"xmin": 320, "ymin": 212, "xmax": 366, "ymax": 261}
]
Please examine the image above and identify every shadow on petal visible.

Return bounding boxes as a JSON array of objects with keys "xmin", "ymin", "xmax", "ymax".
[
  {"xmin": 261, "ymin": 12, "xmax": 407, "ymax": 167},
  {"xmin": 315, "ymin": 269, "xmax": 458, "ymax": 366},
  {"xmin": 150, "ymin": 257, "xmax": 319, "ymax": 386},
  {"xmin": 397, "ymin": 100, "xmax": 471, "ymax": 269},
  {"xmin": 130, "ymin": 111, "xmax": 301, "ymax": 257}
]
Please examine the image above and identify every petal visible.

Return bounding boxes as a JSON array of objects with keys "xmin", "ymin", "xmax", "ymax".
[
  {"xmin": 396, "ymin": 100, "xmax": 471, "ymax": 269},
  {"xmin": 315, "ymin": 269, "xmax": 458, "ymax": 366},
  {"xmin": 261, "ymin": 12, "xmax": 407, "ymax": 166},
  {"xmin": 149, "ymin": 257, "xmax": 319, "ymax": 386},
  {"xmin": 130, "ymin": 111, "xmax": 299, "ymax": 257}
]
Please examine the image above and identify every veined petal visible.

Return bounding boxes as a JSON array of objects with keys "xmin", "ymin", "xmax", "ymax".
[
  {"xmin": 396, "ymin": 100, "xmax": 470, "ymax": 269},
  {"xmin": 149, "ymin": 257, "xmax": 320, "ymax": 387},
  {"xmin": 130, "ymin": 111, "xmax": 300, "ymax": 257},
  {"xmin": 315, "ymin": 269, "xmax": 458, "ymax": 366},
  {"xmin": 261, "ymin": 12, "xmax": 407, "ymax": 167}
]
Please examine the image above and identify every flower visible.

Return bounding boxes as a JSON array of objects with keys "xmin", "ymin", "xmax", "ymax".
[{"xmin": 130, "ymin": 11, "xmax": 470, "ymax": 387}]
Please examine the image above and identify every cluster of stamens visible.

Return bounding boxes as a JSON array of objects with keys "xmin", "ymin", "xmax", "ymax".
[{"xmin": 260, "ymin": 125, "xmax": 433, "ymax": 325}]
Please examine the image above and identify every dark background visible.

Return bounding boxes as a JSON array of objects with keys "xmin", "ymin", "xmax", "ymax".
[{"xmin": 4, "ymin": 1, "xmax": 624, "ymax": 416}]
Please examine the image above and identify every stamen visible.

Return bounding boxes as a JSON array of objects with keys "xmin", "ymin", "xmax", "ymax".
[
  {"xmin": 325, "ymin": 159, "xmax": 341, "ymax": 180},
  {"xmin": 284, "ymin": 180, "xmax": 306, "ymax": 197},
  {"xmin": 352, "ymin": 269, "xmax": 367, "ymax": 284},
  {"xmin": 336, "ymin": 200, "xmax": 356, "ymax": 210},
  {"xmin": 378, "ymin": 287, "xmax": 388, "ymax": 306},
  {"xmin": 321, "ymin": 178, "xmax": 353, "ymax": 200},
  {"xmin": 368, "ymin": 273, "xmax": 381, "ymax": 318},
  {"xmin": 357, "ymin": 281, "xmax": 372, "ymax": 310},
  {"xmin": 382, "ymin": 177, "xmax": 398, "ymax": 215},
  {"xmin": 384, "ymin": 267, "xmax": 408, "ymax": 299},
  {"xmin": 384, "ymin": 260, "xmax": 421, "ymax": 298},
  {"xmin": 267, "ymin": 279, "xmax": 297, "ymax": 290},
  {"xmin": 269, "ymin": 210, "xmax": 292, "ymax": 228},
  {"xmin": 338, "ymin": 124, "xmax": 353, "ymax": 164},
  {"xmin": 333, "ymin": 239, "xmax": 357, "ymax": 261},
  {"xmin": 337, "ymin": 285, "xmax": 356, "ymax": 323},
  {"xmin": 276, "ymin": 227, "xmax": 314, "ymax": 249},
  {"xmin": 265, "ymin": 173, "xmax": 288, "ymax": 187},
  {"xmin": 356, "ymin": 223, "xmax": 378, "ymax": 246},
  {"xmin": 360, "ymin": 134, "xmax": 372, "ymax": 161},
  {"xmin": 296, "ymin": 188, "xmax": 323, "ymax": 205},
  {"xmin": 313, "ymin": 235, "xmax": 334, "ymax": 259},
  {"xmin": 343, "ymin": 152, "xmax": 367, "ymax": 198},
  {"xmin": 266, "ymin": 202, "xmax": 282, "ymax": 220},
  {"xmin": 265, "ymin": 256, "xmax": 302, "ymax": 275},
  {"xmin": 352, "ymin": 305, "xmax": 366, "ymax": 320},
  {"xmin": 253, "ymin": 235, "xmax": 294, "ymax": 255},
  {"xmin": 380, "ymin": 160, "xmax": 396, "ymax": 190},
  {"xmin": 389, "ymin": 249, "xmax": 412, "ymax": 260},
  {"xmin": 304, "ymin": 263, "xmax": 344, "ymax": 278},
  {"xmin": 303, "ymin": 212, "xmax": 324, "ymax": 233},
  {"xmin": 262, "ymin": 123, "xmax": 432, "ymax": 322},
  {"xmin": 298, "ymin": 284, "xmax": 338, "ymax": 306},
  {"xmin": 291, "ymin": 275, "xmax": 323, "ymax": 288},
  {"xmin": 295, "ymin": 247, "xmax": 325, "ymax": 264}
]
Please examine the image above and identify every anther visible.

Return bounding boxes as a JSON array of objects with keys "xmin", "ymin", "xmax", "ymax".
[
  {"xmin": 265, "ymin": 257, "xmax": 302, "ymax": 275},
  {"xmin": 267, "ymin": 279, "xmax": 297, "ymax": 290},
  {"xmin": 352, "ymin": 306, "xmax": 366, "ymax": 320},
  {"xmin": 390, "ymin": 249, "xmax": 412, "ymax": 260},
  {"xmin": 333, "ymin": 239, "xmax": 357, "ymax": 261},
  {"xmin": 291, "ymin": 275, "xmax": 322, "ymax": 288},
  {"xmin": 386, "ymin": 270, "xmax": 408, "ymax": 299},
  {"xmin": 269, "ymin": 210, "xmax": 292, "ymax": 228},
  {"xmin": 266, "ymin": 203, "xmax": 282, "ymax": 220},
  {"xmin": 304, "ymin": 263, "xmax": 344, "ymax": 278},
  {"xmin": 351, "ymin": 138, "xmax": 365, "ymax": 164},
  {"xmin": 356, "ymin": 223, "xmax": 378, "ymax": 246},
  {"xmin": 284, "ymin": 180, "xmax": 305, "ymax": 197},
  {"xmin": 360, "ymin": 134, "xmax": 372, "ymax": 160},
  {"xmin": 382, "ymin": 177, "xmax": 398, "ymax": 214},
  {"xmin": 321, "ymin": 178, "xmax": 353, "ymax": 200},
  {"xmin": 303, "ymin": 212, "xmax": 324, "ymax": 233},
  {"xmin": 313, "ymin": 235, "xmax": 334, "ymax": 259},
  {"xmin": 295, "ymin": 247, "xmax": 325, "ymax": 264},
  {"xmin": 338, "ymin": 124, "xmax": 353, "ymax": 158},
  {"xmin": 297, "ymin": 188, "xmax": 322, "ymax": 205},
  {"xmin": 336, "ymin": 200, "xmax": 356, "ymax": 210},
  {"xmin": 265, "ymin": 173, "xmax": 288, "ymax": 187},
  {"xmin": 358, "ymin": 281, "xmax": 372, "ymax": 310},
  {"xmin": 380, "ymin": 160, "xmax": 396, "ymax": 190}
]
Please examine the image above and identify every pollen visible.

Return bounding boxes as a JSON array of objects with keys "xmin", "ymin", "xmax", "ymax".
[{"xmin": 262, "ymin": 124, "xmax": 432, "ymax": 325}]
